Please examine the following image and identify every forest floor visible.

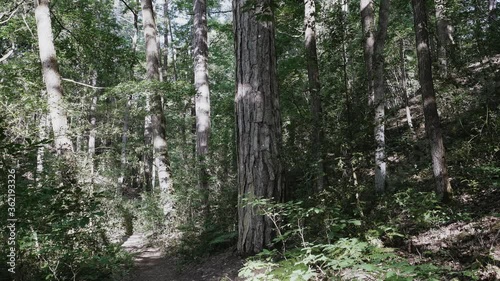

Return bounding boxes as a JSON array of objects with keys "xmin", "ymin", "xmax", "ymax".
[{"xmin": 121, "ymin": 233, "xmax": 243, "ymax": 281}]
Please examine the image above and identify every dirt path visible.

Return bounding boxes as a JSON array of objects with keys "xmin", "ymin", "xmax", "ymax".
[{"xmin": 121, "ymin": 233, "xmax": 243, "ymax": 281}]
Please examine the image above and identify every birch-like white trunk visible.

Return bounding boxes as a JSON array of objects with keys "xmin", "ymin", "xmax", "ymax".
[
  {"xmin": 194, "ymin": 0, "xmax": 211, "ymax": 217},
  {"xmin": 35, "ymin": 0, "xmax": 73, "ymax": 156},
  {"xmin": 399, "ymin": 40, "xmax": 414, "ymax": 132},
  {"xmin": 361, "ymin": 0, "xmax": 375, "ymax": 106},
  {"xmin": 142, "ymin": 0, "xmax": 173, "ymax": 215}
]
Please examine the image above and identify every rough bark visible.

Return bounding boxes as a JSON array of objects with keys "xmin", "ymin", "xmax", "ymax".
[
  {"xmin": 194, "ymin": 0, "xmax": 211, "ymax": 217},
  {"xmin": 373, "ymin": 0, "xmax": 390, "ymax": 194},
  {"xmin": 361, "ymin": 0, "xmax": 375, "ymax": 106},
  {"xmin": 35, "ymin": 0, "xmax": 73, "ymax": 156},
  {"xmin": 142, "ymin": 0, "xmax": 173, "ymax": 215},
  {"xmin": 412, "ymin": 0, "xmax": 452, "ymax": 202},
  {"xmin": 304, "ymin": 0, "xmax": 324, "ymax": 192},
  {"xmin": 234, "ymin": 0, "xmax": 283, "ymax": 255}
]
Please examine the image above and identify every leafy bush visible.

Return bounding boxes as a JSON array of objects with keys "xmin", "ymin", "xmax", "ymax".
[{"xmin": 238, "ymin": 197, "xmax": 446, "ymax": 280}]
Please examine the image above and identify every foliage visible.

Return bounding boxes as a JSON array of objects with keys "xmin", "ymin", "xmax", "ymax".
[{"xmin": 238, "ymin": 198, "xmax": 448, "ymax": 280}]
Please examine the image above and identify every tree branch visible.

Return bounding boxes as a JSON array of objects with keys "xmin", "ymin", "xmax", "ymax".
[
  {"xmin": 0, "ymin": 50, "xmax": 14, "ymax": 63},
  {"xmin": 0, "ymin": 7, "xmax": 19, "ymax": 25},
  {"xmin": 119, "ymin": 0, "xmax": 137, "ymax": 15},
  {"xmin": 119, "ymin": 0, "xmax": 138, "ymax": 30},
  {"xmin": 61, "ymin": 78, "xmax": 106, "ymax": 89},
  {"xmin": 0, "ymin": 0, "xmax": 25, "ymax": 25}
]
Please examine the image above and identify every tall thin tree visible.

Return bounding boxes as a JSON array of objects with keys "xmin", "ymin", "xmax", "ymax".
[
  {"xmin": 35, "ymin": 0, "xmax": 73, "ymax": 156},
  {"xmin": 194, "ymin": 0, "xmax": 211, "ymax": 218},
  {"xmin": 304, "ymin": 0, "xmax": 324, "ymax": 192},
  {"xmin": 142, "ymin": 0, "xmax": 174, "ymax": 214},
  {"xmin": 361, "ymin": 0, "xmax": 390, "ymax": 193},
  {"xmin": 361, "ymin": 0, "xmax": 375, "ymax": 106},
  {"xmin": 434, "ymin": 0, "xmax": 454, "ymax": 78},
  {"xmin": 372, "ymin": 0, "xmax": 390, "ymax": 193},
  {"xmin": 399, "ymin": 39, "xmax": 414, "ymax": 132},
  {"xmin": 411, "ymin": 0, "xmax": 452, "ymax": 202},
  {"xmin": 234, "ymin": 0, "xmax": 283, "ymax": 255}
]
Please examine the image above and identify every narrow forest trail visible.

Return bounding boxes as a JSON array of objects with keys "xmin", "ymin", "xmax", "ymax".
[{"xmin": 121, "ymin": 233, "xmax": 243, "ymax": 281}]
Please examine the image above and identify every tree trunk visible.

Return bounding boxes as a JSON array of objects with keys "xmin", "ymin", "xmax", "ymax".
[
  {"xmin": 35, "ymin": 0, "xmax": 73, "ymax": 156},
  {"xmin": 234, "ymin": 0, "xmax": 283, "ymax": 255},
  {"xmin": 118, "ymin": 96, "xmax": 131, "ymax": 191},
  {"xmin": 373, "ymin": 0, "xmax": 390, "ymax": 194},
  {"xmin": 400, "ymin": 39, "xmax": 414, "ymax": 132},
  {"xmin": 163, "ymin": 0, "xmax": 169, "ymax": 79},
  {"xmin": 143, "ymin": 96, "xmax": 153, "ymax": 191},
  {"xmin": 304, "ymin": 0, "xmax": 324, "ymax": 192},
  {"xmin": 412, "ymin": 0, "xmax": 452, "ymax": 202},
  {"xmin": 167, "ymin": 9, "xmax": 178, "ymax": 81},
  {"xmin": 142, "ymin": 0, "xmax": 173, "ymax": 215},
  {"xmin": 36, "ymin": 112, "xmax": 48, "ymax": 186},
  {"xmin": 434, "ymin": 0, "xmax": 453, "ymax": 78},
  {"xmin": 361, "ymin": 0, "xmax": 375, "ymax": 106},
  {"xmin": 88, "ymin": 74, "xmax": 99, "ymax": 186},
  {"xmin": 194, "ymin": 0, "xmax": 211, "ymax": 218},
  {"xmin": 489, "ymin": 0, "xmax": 497, "ymax": 22}
]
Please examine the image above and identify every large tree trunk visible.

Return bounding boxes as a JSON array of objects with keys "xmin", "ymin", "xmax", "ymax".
[
  {"xmin": 35, "ymin": 0, "xmax": 73, "ymax": 156},
  {"xmin": 361, "ymin": 0, "xmax": 375, "ymax": 106},
  {"xmin": 373, "ymin": 0, "xmax": 390, "ymax": 194},
  {"xmin": 304, "ymin": 0, "xmax": 324, "ymax": 192},
  {"xmin": 234, "ymin": 0, "xmax": 283, "ymax": 255},
  {"xmin": 194, "ymin": 0, "xmax": 211, "ymax": 218},
  {"xmin": 411, "ymin": 0, "xmax": 452, "ymax": 202},
  {"xmin": 142, "ymin": 0, "xmax": 173, "ymax": 215}
]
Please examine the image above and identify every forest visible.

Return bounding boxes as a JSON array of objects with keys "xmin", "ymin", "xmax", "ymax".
[{"xmin": 0, "ymin": 0, "xmax": 499, "ymax": 280}]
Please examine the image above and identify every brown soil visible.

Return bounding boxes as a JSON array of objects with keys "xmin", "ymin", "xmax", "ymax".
[{"xmin": 121, "ymin": 234, "xmax": 244, "ymax": 281}]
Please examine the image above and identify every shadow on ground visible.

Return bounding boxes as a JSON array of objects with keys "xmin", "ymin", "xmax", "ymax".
[{"xmin": 121, "ymin": 233, "xmax": 243, "ymax": 281}]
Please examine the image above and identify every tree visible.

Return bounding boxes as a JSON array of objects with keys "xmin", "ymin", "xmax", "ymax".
[
  {"xmin": 399, "ymin": 39, "xmax": 414, "ymax": 132},
  {"xmin": 234, "ymin": 0, "xmax": 283, "ymax": 255},
  {"xmin": 490, "ymin": 0, "xmax": 497, "ymax": 22},
  {"xmin": 361, "ymin": 0, "xmax": 375, "ymax": 106},
  {"xmin": 304, "ymin": 0, "xmax": 324, "ymax": 192},
  {"xmin": 142, "ymin": 0, "xmax": 173, "ymax": 214},
  {"xmin": 373, "ymin": 0, "xmax": 390, "ymax": 193},
  {"xmin": 35, "ymin": 0, "xmax": 73, "ymax": 156},
  {"xmin": 411, "ymin": 0, "xmax": 452, "ymax": 202},
  {"xmin": 361, "ymin": 0, "xmax": 390, "ymax": 193},
  {"xmin": 434, "ymin": 0, "xmax": 454, "ymax": 77},
  {"xmin": 194, "ymin": 0, "xmax": 211, "ymax": 217}
]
